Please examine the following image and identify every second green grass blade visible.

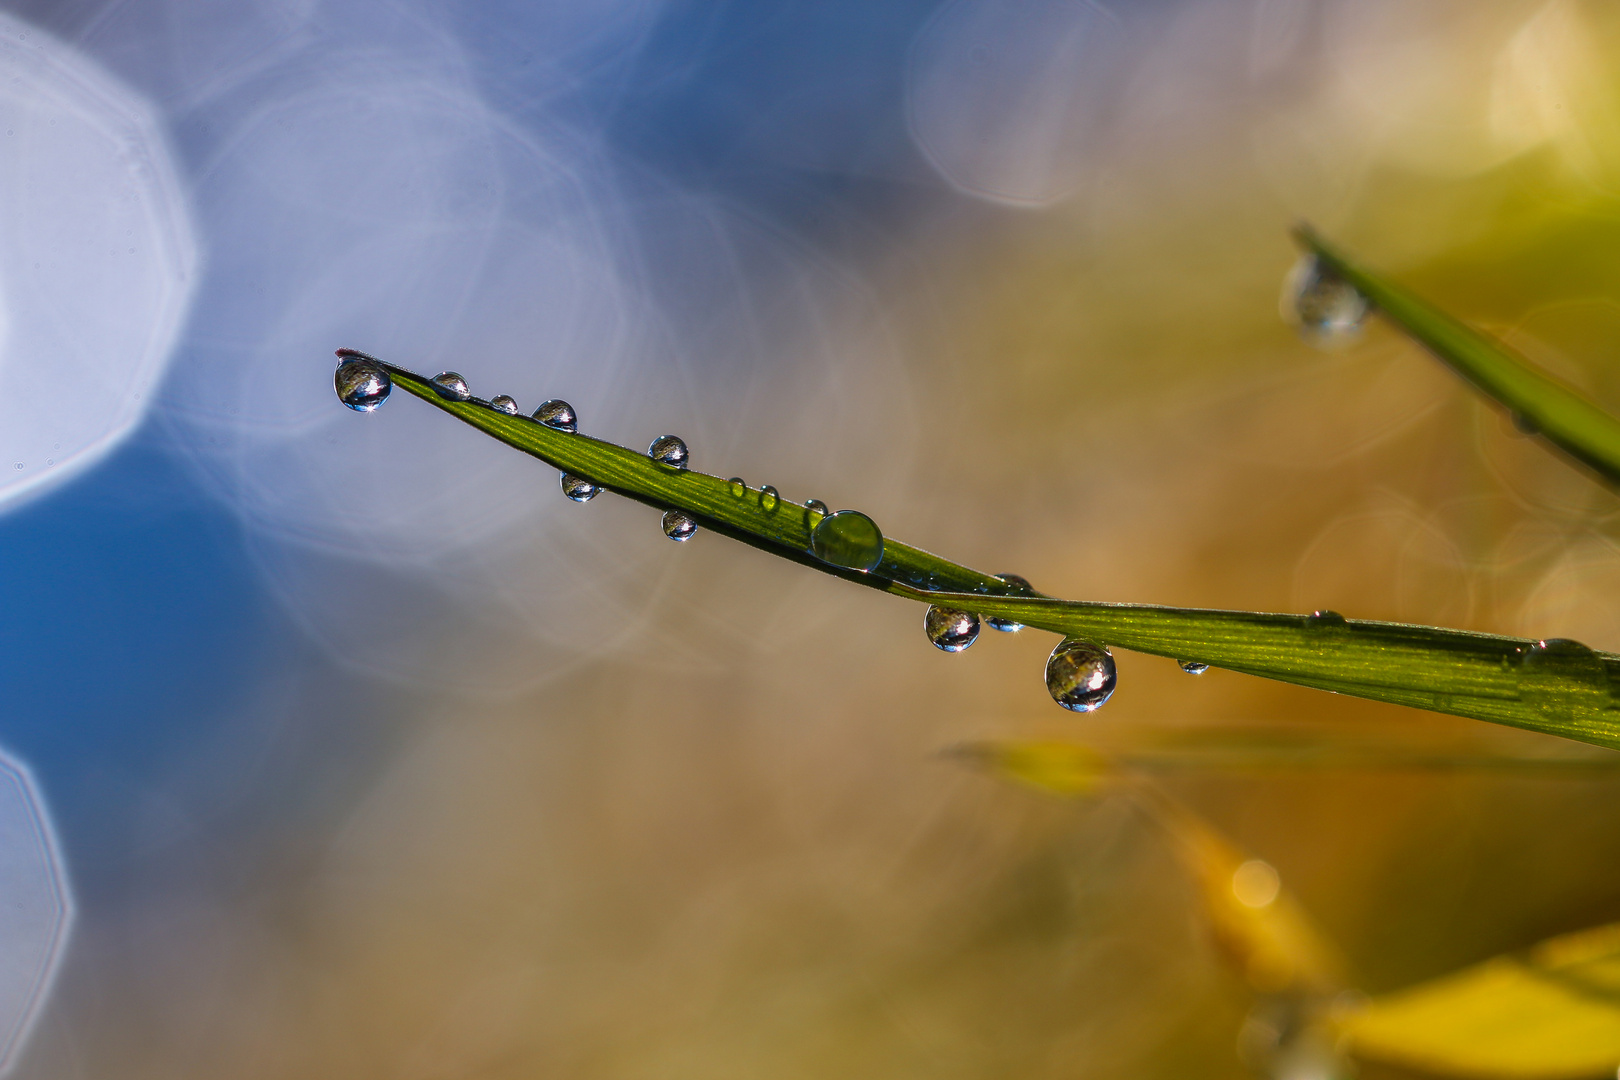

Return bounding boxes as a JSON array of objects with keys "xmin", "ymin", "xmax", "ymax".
[{"xmin": 1294, "ymin": 224, "xmax": 1620, "ymax": 485}]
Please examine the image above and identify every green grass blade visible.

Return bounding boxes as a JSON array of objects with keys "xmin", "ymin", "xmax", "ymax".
[
  {"xmin": 345, "ymin": 351, "xmax": 1620, "ymax": 753},
  {"xmin": 1293, "ymin": 224, "xmax": 1620, "ymax": 485}
]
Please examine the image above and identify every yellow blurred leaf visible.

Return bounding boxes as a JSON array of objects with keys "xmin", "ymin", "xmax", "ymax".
[
  {"xmin": 946, "ymin": 740, "xmax": 1115, "ymax": 796},
  {"xmin": 1340, "ymin": 922, "xmax": 1620, "ymax": 1079}
]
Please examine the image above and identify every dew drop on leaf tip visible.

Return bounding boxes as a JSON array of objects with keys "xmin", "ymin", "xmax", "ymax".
[
  {"xmin": 534, "ymin": 399, "xmax": 577, "ymax": 432},
  {"xmin": 1285, "ymin": 254, "xmax": 1370, "ymax": 346},
  {"xmin": 662, "ymin": 509, "xmax": 698, "ymax": 541},
  {"xmin": 335, "ymin": 356, "xmax": 391, "ymax": 412},
  {"xmin": 490, "ymin": 394, "xmax": 519, "ymax": 415},
  {"xmin": 987, "ymin": 572, "xmax": 1032, "ymax": 632},
  {"xmin": 1046, "ymin": 639, "xmax": 1116, "ymax": 712},
  {"xmin": 648, "ymin": 435, "xmax": 689, "ymax": 469},
  {"xmin": 560, "ymin": 473, "xmax": 599, "ymax": 502},
  {"xmin": 810, "ymin": 510, "xmax": 884, "ymax": 572},
  {"xmin": 925, "ymin": 606, "xmax": 979, "ymax": 653},
  {"xmin": 431, "ymin": 371, "xmax": 471, "ymax": 401}
]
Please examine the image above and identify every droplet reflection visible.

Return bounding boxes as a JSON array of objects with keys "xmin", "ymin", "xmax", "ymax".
[
  {"xmin": 1285, "ymin": 254, "xmax": 1370, "ymax": 346},
  {"xmin": 760, "ymin": 485, "xmax": 779, "ymax": 513},
  {"xmin": 1178, "ymin": 660, "xmax": 1209, "ymax": 675},
  {"xmin": 335, "ymin": 357, "xmax": 391, "ymax": 412},
  {"xmin": 534, "ymin": 399, "xmax": 577, "ymax": 432},
  {"xmin": 490, "ymin": 394, "xmax": 519, "ymax": 415},
  {"xmin": 925, "ymin": 606, "xmax": 979, "ymax": 652},
  {"xmin": 810, "ymin": 510, "xmax": 884, "ymax": 572},
  {"xmin": 1045, "ymin": 639, "xmax": 1116, "ymax": 712},
  {"xmin": 987, "ymin": 572, "xmax": 1032, "ymax": 632},
  {"xmin": 560, "ymin": 473, "xmax": 599, "ymax": 502},
  {"xmin": 727, "ymin": 477, "xmax": 747, "ymax": 498},
  {"xmin": 430, "ymin": 371, "xmax": 471, "ymax": 401},
  {"xmin": 662, "ymin": 509, "xmax": 697, "ymax": 542},
  {"xmin": 648, "ymin": 435, "xmax": 689, "ymax": 469}
]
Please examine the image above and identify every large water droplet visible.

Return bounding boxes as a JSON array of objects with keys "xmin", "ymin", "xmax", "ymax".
[
  {"xmin": 490, "ymin": 395, "xmax": 519, "ymax": 415},
  {"xmin": 987, "ymin": 572, "xmax": 1033, "ymax": 632},
  {"xmin": 560, "ymin": 473, "xmax": 599, "ymax": 503},
  {"xmin": 810, "ymin": 510, "xmax": 884, "ymax": 572},
  {"xmin": 648, "ymin": 435, "xmax": 689, "ymax": 470},
  {"xmin": 335, "ymin": 357, "xmax": 390, "ymax": 412},
  {"xmin": 534, "ymin": 399, "xmax": 577, "ymax": 432},
  {"xmin": 1178, "ymin": 660, "xmax": 1209, "ymax": 675},
  {"xmin": 431, "ymin": 371, "xmax": 470, "ymax": 401},
  {"xmin": 804, "ymin": 498, "xmax": 829, "ymax": 520},
  {"xmin": 925, "ymin": 606, "xmax": 979, "ymax": 652},
  {"xmin": 727, "ymin": 477, "xmax": 747, "ymax": 498},
  {"xmin": 662, "ymin": 509, "xmax": 697, "ymax": 542},
  {"xmin": 1284, "ymin": 255, "xmax": 1370, "ymax": 346},
  {"xmin": 760, "ymin": 485, "xmax": 779, "ymax": 513},
  {"xmin": 1046, "ymin": 639, "xmax": 1116, "ymax": 712}
]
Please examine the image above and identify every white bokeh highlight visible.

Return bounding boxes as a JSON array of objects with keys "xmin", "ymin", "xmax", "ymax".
[
  {"xmin": 0, "ymin": 13, "xmax": 196, "ymax": 510},
  {"xmin": 0, "ymin": 751, "xmax": 71, "ymax": 1076}
]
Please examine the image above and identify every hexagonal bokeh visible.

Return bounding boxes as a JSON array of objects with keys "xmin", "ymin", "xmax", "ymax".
[{"xmin": 0, "ymin": 751, "xmax": 70, "ymax": 1075}]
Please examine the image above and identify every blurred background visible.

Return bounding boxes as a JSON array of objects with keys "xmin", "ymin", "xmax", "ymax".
[{"xmin": 1, "ymin": 0, "xmax": 1619, "ymax": 1076}]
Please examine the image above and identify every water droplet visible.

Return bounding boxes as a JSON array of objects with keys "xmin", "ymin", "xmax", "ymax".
[
  {"xmin": 1178, "ymin": 660, "xmax": 1209, "ymax": 675},
  {"xmin": 925, "ymin": 606, "xmax": 979, "ymax": 652},
  {"xmin": 1305, "ymin": 609, "xmax": 1347, "ymax": 628},
  {"xmin": 1512, "ymin": 411, "xmax": 1541, "ymax": 436},
  {"xmin": 648, "ymin": 435, "xmax": 689, "ymax": 469},
  {"xmin": 560, "ymin": 473, "xmax": 599, "ymax": 502},
  {"xmin": 335, "ymin": 357, "xmax": 390, "ymax": 412},
  {"xmin": 804, "ymin": 499, "xmax": 829, "ymax": 520},
  {"xmin": 534, "ymin": 399, "xmax": 577, "ymax": 432},
  {"xmin": 431, "ymin": 371, "xmax": 470, "ymax": 401},
  {"xmin": 490, "ymin": 394, "xmax": 519, "ymax": 415},
  {"xmin": 661, "ymin": 509, "xmax": 698, "ymax": 541},
  {"xmin": 810, "ymin": 510, "xmax": 884, "ymax": 572},
  {"xmin": 760, "ymin": 485, "xmax": 780, "ymax": 513},
  {"xmin": 1284, "ymin": 255, "xmax": 1370, "ymax": 346},
  {"xmin": 727, "ymin": 477, "xmax": 747, "ymax": 498},
  {"xmin": 1519, "ymin": 638, "xmax": 1609, "ymax": 716},
  {"xmin": 1046, "ymin": 639, "xmax": 1116, "ymax": 712},
  {"xmin": 987, "ymin": 572, "xmax": 1033, "ymax": 632}
]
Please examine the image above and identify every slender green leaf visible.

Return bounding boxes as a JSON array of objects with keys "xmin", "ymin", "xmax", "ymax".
[
  {"xmin": 343, "ymin": 352, "xmax": 1620, "ymax": 753},
  {"xmin": 1292, "ymin": 224, "xmax": 1620, "ymax": 485}
]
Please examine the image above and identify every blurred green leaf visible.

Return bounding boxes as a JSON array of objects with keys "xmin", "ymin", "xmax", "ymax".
[
  {"xmin": 1339, "ymin": 922, "xmax": 1620, "ymax": 1080},
  {"xmin": 1293, "ymin": 224, "xmax": 1620, "ymax": 486}
]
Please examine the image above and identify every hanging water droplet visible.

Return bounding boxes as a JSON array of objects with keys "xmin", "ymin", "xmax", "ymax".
[
  {"xmin": 661, "ymin": 509, "xmax": 698, "ymax": 541},
  {"xmin": 490, "ymin": 395, "xmax": 519, "ymax": 415},
  {"xmin": 810, "ymin": 510, "xmax": 884, "ymax": 572},
  {"xmin": 727, "ymin": 477, "xmax": 747, "ymax": 498},
  {"xmin": 534, "ymin": 399, "xmax": 577, "ymax": 432},
  {"xmin": 430, "ymin": 371, "xmax": 471, "ymax": 401},
  {"xmin": 1178, "ymin": 660, "xmax": 1209, "ymax": 675},
  {"xmin": 1284, "ymin": 254, "xmax": 1370, "ymax": 346},
  {"xmin": 1305, "ymin": 609, "xmax": 1347, "ymax": 628},
  {"xmin": 804, "ymin": 498, "xmax": 829, "ymax": 520},
  {"xmin": 648, "ymin": 435, "xmax": 689, "ymax": 469},
  {"xmin": 925, "ymin": 606, "xmax": 979, "ymax": 652},
  {"xmin": 987, "ymin": 572, "xmax": 1033, "ymax": 632},
  {"xmin": 1046, "ymin": 639, "xmax": 1116, "ymax": 712},
  {"xmin": 335, "ymin": 357, "xmax": 391, "ymax": 412},
  {"xmin": 560, "ymin": 473, "xmax": 599, "ymax": 503},
  {"xmin": 760, "ymin": 485, "xmax": 780, "ymax": 512}
]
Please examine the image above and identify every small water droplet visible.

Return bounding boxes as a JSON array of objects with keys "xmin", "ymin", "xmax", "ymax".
[
  {"xmin": 534, "ymin": 399, "xmax": 577, "ymax": 432},
  {"xmin": 1284, "ymin": 255, "xmax": 1370, "ymax": 346},
  {"xmin": 1305, "ymin": 609, "xmax": 1347, "ymax": 628},
  {"xmin": 760, "ymin": 485, "xmax": 779, "ymax": 512},
  {"xmin": 987, "ymin": 572, "xmax": 1033, "ymax": 632},
  {"xmin": 804, "ymin": 499, "xmax": 829, "ymax": 520},
  {"xmin": 490, "ymin": 394, "xmax": 519, "ymax": 415},
  {"xmin": 810, "ymin": 510, "xmax": 884, "ymax": 572},
  {"xmin": 431, "ymin": 371, "xmax": 470, "ymax": 401},
  {"xmin": 662, "ymin": 509, "xmax": 697, "ymax": 541},
  {"xmin": 648, "ymin": 435, "xmax": 689, "ymax": 469},
  {"xmin": 925, "ymin": 606, "xmax": 979, "ymax": 652},
  {"xmin": 1046, "ymin": 639, "xmax": 1116, "ymax": 712},
  {"xmin": 560, "ymin": 473, "xmax": 599, "ymax": 502},
  {"xmin": 727, "ymin": 477, "xmax": 747, "ymax": 498},
  {"xmin": 1511, "ymin": 411, "xmax": 1541, "ymax": 436},
  {"xmin": 335, "ymin": 357, "xmax": 390, "ymax": 412},
  {"xmin": 1178, "ymin": 660, "xmax": 1209, "ymax": 675}
]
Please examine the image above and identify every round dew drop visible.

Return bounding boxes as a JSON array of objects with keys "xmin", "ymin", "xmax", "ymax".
[
  {"xmin": 1284, "ymin": 254, "xmax": 1370, "ymax": 346},
  {"xmin": 804, "ymin": 499, "xmax": 829, "ymax": 520},
  {"xmin": 430, "ymin": 371, "xmax": 471, "ymax": 401},
  {"xmin": 810, "ymin": 510, "xmax": 884, "ymax": 572},
  {"xmin": 662, "ymin": 509, "xmax": 698, "ymax": 542},
  {"xmin": 727, "ymin": 477, "xmax": 747, "ymax": 498},
  {"xmin": 925, "ymin": 606, "xmax": 979, "ymax": 652},
  {"xmin": 648, "ymin": 435, "xmax": 689, "ymax": 469},
  {"xmin": 534, "ymin": 399, "xmax": 577, "ymax": 432},
  {"xmin": 987, "ymin": 572, "xmax": 1032, "ymax": 632},
  {"xmin": 560, "ymin": 473, "xmax": 599, "ymax": 502},
  {"xmin": 489, "ymin": 395, "xmax": 519, "ymax": 415},
  {"xmin": 1306, "ymin": 609, "xmax": 1347, "ymax": 628},
  {"xmin": 760, "ymin": 485, "xmax": 780, "ymax": 513},
  {"xmin": 335, "ymin": 357, "xmax": 391, "ymax": 412},
  {"xmin": 1046, "ymin": 639, "xmax": 1116, "ymax": 712}
]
